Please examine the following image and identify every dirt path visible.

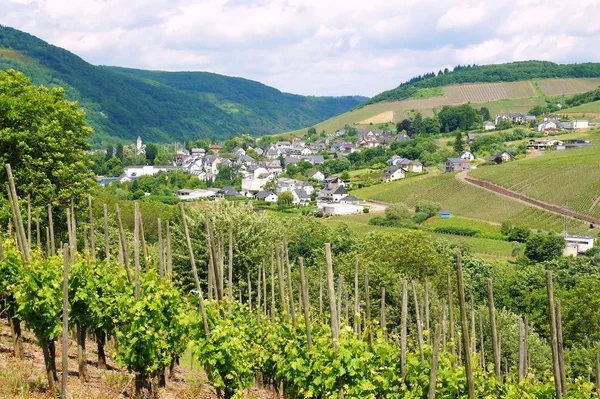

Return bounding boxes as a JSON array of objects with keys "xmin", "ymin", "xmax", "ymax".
[{"xmin": 456, "ymin": 170, "xmax": 600, "ymax": 225}]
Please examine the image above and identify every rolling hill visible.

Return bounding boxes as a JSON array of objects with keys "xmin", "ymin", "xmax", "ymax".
[
  {"xmin": 280, "ymin": 62, "xmax": 600, "ymax": 138},
  {"xmin": 0, "ymin": 26, "xmax": 364, "ymax": 145}
]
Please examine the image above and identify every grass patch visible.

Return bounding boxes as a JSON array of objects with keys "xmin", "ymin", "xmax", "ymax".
[
  {"xmin": 424, "ymin": 216, "xmax": 501, "ymax": 235},
  {"xmin": 412, "ymin": 87, "xmax": 444, "ymax": 99}
]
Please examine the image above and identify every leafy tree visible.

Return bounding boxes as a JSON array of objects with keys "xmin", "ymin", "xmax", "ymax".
[
  {"xmin": 277, "ymin": 191, "xmax": 294, "ymax": 207},
  {"xmin": 500, "ymin": 220, "xmax": 513, "ymax": 236},
  {"xmin": 414, "ymin": 200, "xmax": 442, "ymax": 218},
  {"xmin": 263, "ymin": 178, "xmax": 278, "ymax": 193},
  {"xmin": 508, "ymin": 226, "xmax": 531, "ymax": 243},
  {"xmin": 496, "ymin": 119, "xmax": 513, "ymax": 130},
  {"xmin": 145, "ymin": 143, "xmax": 158, "ymax": 165},
  {"xmin": 421, "ymin": 117, "xmax": 441, "ymax": 134},
  {"xmin": 307, "ymin": 127, "xmax": 317, "ymax": 135},
  {"xmin": 385, "ymin": 202, "xmax": 411, "ymax": 221},
  {"xmin": 0, "ymin": 70, "xmax": 96, "ymax": 222},
  {"xmin": 525, "ymin": 232, "xmax": 565, "ymax": 262},
  {"xmin": 438, "ymin": 104, "xmax": 482, "ymax": 132},
  {"xmin": 396, "ymin": 119, "xmax": 412, "ymax": 135},
  {"xmin": 412, "ymin": 112, "xmax": 424, "ymax": 135},
  {"xmin": 116, "ymin": 143, "xmax": 124, "ymax": 161},
  {"xmin": 453, "ymin": 131, "xmax": 465, "ymax": 153},
  {"xmin": 105, "ymin": 144, "xmax": 114, "ymax": 161},
  {"xmin": 479, "ymin": 107, "xmax": 491, "ymax": 121}
]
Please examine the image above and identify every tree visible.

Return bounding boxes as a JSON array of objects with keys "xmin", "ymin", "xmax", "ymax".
[
  {"xmin": 116, "ymin": 143, "xmax": 124, "ymax": 162},
  {"xmin": 479, "ymin": 107, "xmax": 491, "ymax": 121},
  {"xmin": 307, "ymin": 127, "xmax": 317, "ymax": 135},
  {"xmin": 0, "ymin": 70, "xmax": 95, "ymax": 222},
  {"xmin": 438, "ymin": 104, "xmax": 482, "ymax": 132},
  {"xmin": 385, "ymin": 202, "xmax": 411, "ymax": 221},
  {"xmin": 263, "ymin": 178, "xmax": 278, "ymax": 193},
  {"xmin": 453, "ymin": 131, "xmax": 465, "ymax": 153},
  {"xmin": 422, "ymin": 117, "xmax": 441, "ymax": 134},
  {"xmin": 396, "ymin": 119, "xmax": 412, "ymax": 135},
  {"xmin": 525, "ymin": 232, "xmax": 565, "ymax": 262},
  {"xmin": 412, "ymin": 112, "xmax": 424, "ymax": 135},
  {"xmin": 277, "ymin": 191, "xmax": 293, "ymax": 207},
  {"xmin": 105, "ymin": 144, "xmax": 114, "ymax": 161},
  {"xmin": 145, "ymin": 143, "xmax": 158, "ymax": 165},
  {"xmin": 509, "ymin": 226, "xmax": 531, "ymax": 243}
]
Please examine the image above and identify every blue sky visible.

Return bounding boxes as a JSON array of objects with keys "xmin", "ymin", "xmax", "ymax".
[{"xmin": 3, "ymin": 0, "xmax": 600, "ymax": 97}]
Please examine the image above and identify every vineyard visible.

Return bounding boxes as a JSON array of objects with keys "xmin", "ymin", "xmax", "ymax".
[
  {"xmin": 536, "ymin": 78, "xmax": 600, "ymax": 97},
  {"xmin": 352, "ymin": 173, "xmax": 590, "ymax": 234},
  {"xmin": 470, "ymin": 144, "xmax": 600, "ymax": 220},
  {"xmin": 442, "ymin": 82, "xmax": 535, "ymax": 104}
]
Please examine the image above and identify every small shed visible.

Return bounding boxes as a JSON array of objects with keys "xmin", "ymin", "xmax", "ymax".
[{"xmin": 436, "ymin": 209, "xmax": 451, "ymax": 218}]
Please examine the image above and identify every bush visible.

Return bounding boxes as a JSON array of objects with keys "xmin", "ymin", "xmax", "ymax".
[
  {"xmin": 412, "ymin": 212, "xmax": 430, "ymax": 224},
  {"xmin": 385, "ymin": 202, "xmax": 411, "ymax": 221},
  {"xmin": 433, "ymin": 226, "xmax": 480, "ymax": 236},
  {"xmin": 314, "ymin": 211, "xmax": 324, "ymax": 218},
  {"xmin": 509, "ymin": 226, "xmax": 531, "ymax": 243},
  {"xmin": 363, "ymin": 207, "xmax": 370, "ymax": 214},
  {"xmin": 369, "ymin": 216, "xmax": 416, "ymax": 229},
  {"xmin": 414, "ymin": 200, "xmax": 442, "ymax": 219}
]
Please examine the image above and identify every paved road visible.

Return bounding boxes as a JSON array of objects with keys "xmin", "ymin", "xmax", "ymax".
[{"xmin": 360, "ymin": 200, "xmax": 387, "ymax": 213}]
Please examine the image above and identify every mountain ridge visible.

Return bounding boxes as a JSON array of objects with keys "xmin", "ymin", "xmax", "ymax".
[{"xmin": 0, "ymin": 25, "xmax": 364, "ymax": 145}]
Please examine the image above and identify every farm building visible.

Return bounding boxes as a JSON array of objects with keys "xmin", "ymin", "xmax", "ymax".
[
  {"xmin": 436, "ymin": 209, "xmax": 451, "ymax": 218},
  {"xmin": 562, "ymin": 120, "xmax": 589, "ymax": 130},
  {"xmin": 320, "ymin": 203, "xmax": 363, "ymax": 215},
  {"xmin": 177, "ymin": 188, "xmax": 216, "ymax": 201},
  {"xmin": 565, "ymin": 235, "xmax": 595, "ymax": 254},
  {"xmin": 527, "ymin": 139, "xmax": 563, "ymax": 151}
]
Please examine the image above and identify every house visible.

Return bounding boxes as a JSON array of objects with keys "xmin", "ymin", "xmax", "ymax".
[
  {"xmin": 466, "ymin": 133, "xmax": 483, "ymax": 144},
  {"xmin": 437, "ymin": 209, "xmax": 451, "ymax": 218},
  {"xmin": 341, "ymin": 196, "xmax": 360, "ymax": 205},
  {"xmin": 191, "ymin": 148, "xmax": 206, "ymax": 156},
  {"xmin": 527, "ymin": 139, "xmax": 563, "ymax": 150},
  {"xmin": 565, "ymin": 235, "xmax": 595, "ymax": 254},
  {"xmin": 486, "ymin": 151, "xmax": 513, "ymax": 164},
  {"xmin": 300, "ymin": 147, "xmax": 313, "ymax": 156},
  {"xmin": 387, "ymin": 155, "xmax": 403, "ymax": 165},
  {"xmin": 292, "ymin": 189, "xmax": 311, "ymax": 205},
  {"xmin": 255, "ymin": 191, "xmax": 278, "ymax": 203},
  {"xmin": 483, "ymin": 121, "xmax": 495, "ymax": 131},
  {"xmin": 218, "ymin": 186, "xmax": 243, "ymax": 197},
  {"xmin": 382, "ymin": 165, "xmax": 406, "ymax": 182},
  {"xmin": 562, "ymin": 120, "xmax": 589, "ymax": 130},
  {"xmin": 233, "ymin": 147, "xmax": 246, "ymax": 157},
  {"xmin": 323, "ymin": 176, "xmax": 345, "ymax": 188},
  {"xmin": 444, "ymin": 158, "xmax": 471, "ymax": 172},
  {"xmin": 319, "ymin": 185, "xmax": 348, "ymax": 202},
  {"xmin": 535, "ymin": 121, "xmax": 557, "ymax": 132},
  {"xmin": 397, "ymin": 158, "xmax": 423, "ymax": 173},
  {"xmin": 308, "ymin": 170, "xmax": 325, "ymax": 182},
  {"xmin": 460, "ymin": 151, "xmax": 476, "ymax": 161},
  {"xmin": 209, "ymin": 144, "xmax": 223, "ymax": 154},
  {"xmin": 177, "ymin": 188, "xmax": 216, "ymax": 201}
]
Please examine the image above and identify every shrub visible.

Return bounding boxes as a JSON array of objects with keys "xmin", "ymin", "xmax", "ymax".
[
  {"xmin": 363, "ymin": 207, "xmax": 370, "ymax": 214},
  {"xmin": 509, "ymin": 226, "xmax": 531, "ymax": 243},
  {"xmin": 433, "ymin": 226, "xmax": 480, "ymax": 236},
  {"xmin": 385, "ymin": 202, "xmax": 411, "ymax": 221}
]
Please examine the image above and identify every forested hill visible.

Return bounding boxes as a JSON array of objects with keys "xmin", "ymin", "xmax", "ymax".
[
  {"xmin": 0, "ymin": 26, "xmax": 364, "ymax": 145},
  {"xmin": 360, "ymin": 61, "xmax": 600, "ymax": 108}
]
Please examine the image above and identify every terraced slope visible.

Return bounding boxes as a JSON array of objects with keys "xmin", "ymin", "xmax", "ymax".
[
  {"xmin": 469, "ymin": 141, "xmax": 600, "ymax": 219},
  {"xmin": 351, "ymin": 173, "xmax": 589, "ymax": 234}
]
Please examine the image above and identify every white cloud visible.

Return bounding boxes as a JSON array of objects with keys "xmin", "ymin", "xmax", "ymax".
[{"xmin": 2, "ymin": 0, "xmax": 600, "ymax": 96}]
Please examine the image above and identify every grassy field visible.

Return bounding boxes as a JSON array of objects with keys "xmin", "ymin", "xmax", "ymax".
[
  {"xmin": 350, "ymin": 172, "xmax": 590, "ymax": 234},
  {"xmin": 424, "ymin": 216, "xmax": 502, "ymax": 235},
  {"xmin": 469, "ymin": 140, "xmax": 600, "ymax": 219},
  {"xmin": 322, "ymin": 213, "xmax": 514, "ymax": 257},
  {"xmin": 562, "ymin": 100, "xmax": 600, "ymax": 122}
]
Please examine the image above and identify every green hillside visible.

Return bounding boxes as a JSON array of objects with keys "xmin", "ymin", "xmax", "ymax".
[
  {"xmin": 469, "ymin": 135, "xmax": 600, "ymax": 219},
  {"xmin": 351, "ymin": 172, "xmax": 589, "ymax": 234},
  {"xmin": 362, "ymin": 61, "xmax": 600, "ymax": 107},
  {"xmin": 0, "ymin": 26, "xmax": 363, "ymax": 145}
]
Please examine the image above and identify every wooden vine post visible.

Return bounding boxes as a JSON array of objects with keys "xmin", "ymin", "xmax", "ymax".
[
  {"xmin": 157, "ymin": 219, "xmax": 164, "ymax": 279},
  {"xmin": 427, "ymin": 324, "xmax": 442, "ymax": 399},
  {"xmin": 365, "ymin": 266, "xmax": 372, "ymax": 348},
  {"xmin": 115, "ymin": 204, "xmax": 131, "ymax": 281},
  {"xmin": 487, "ymin": 278, "xmax": 501, "ymax": 380},
  {"xmin": 103, "ymin": 204, "xmax": 110, "ymax": 260},
  {"xmin": 284, "ymin": 240, "xmax": 297, "ymax": 328},
  {"xmin": 400, "ymin": 280, "xmax": 408, "ymax": 380},
  {"xmin": 456, "ymin": 252, "xmax": 475, "ymax": 399},
  {"xmin": 61, "ymin": 245, "xmax": 69, "ymax": 399},
  {"xmin": 556, "ymin": 300, "xmax": 567, "ymax": 396},
  {"xmin": 48, "ymin": 204, "xmax": 55, "ymax": 255},
  {"xmin": 546, "ymin": 270, "xmax": 563, "ymax": 399},
  {"xmin": 353, "ymin": 259, "xmax": 360, "ymax": 335},
  {"xmin": 299, "ymin": 257, "xmax": 312, "ymax": 350},
  {"xmin": 447, "ymin": 273, "xmax": 455, "ymax": 357},
  {"xmin": 412, "ymin": 281, "xmax": 425, "ymax": 362},
  {"xmin": 88, "ymin": 195, "xmax": 96, "ymax": 259},
  {"xmin": 324, "ymin": 243, "xmax": 343, "ymax": 398},
  {"xmin": 179, "ymin": 203, "xmax": 200, "ymax": 292},
  {"xmin": 424, "ymin": 278, "xmax": 430, "ymax": 344}
]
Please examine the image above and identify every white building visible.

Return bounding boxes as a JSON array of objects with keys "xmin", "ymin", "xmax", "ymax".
[
  {"xmin": 562, "ymin": 120, "xmax": 589, "ymax": 130},
  {"xmin": 319, "ymin": 202, "xmax": 363, "ymax": 215},
  {"xmin": 382, "ymin": 165, "xmax": 406, "ymax": 182},
  {"xmin": 565, "ymin": 235, "xmax": 595, "ymax": 254},
  {"xmin": 460, "ymin": 151, "xmax": 476, "ymax": 161},
  {"xmin": 483, "ymin": 121, "xmax": 495, "ymax": 130},
  {"xmin": 177, "ymin": 189, "xmax": 216, "ymax": 201},
  {"xmin": 124, "ymin": 165, "xmax": 176, "ymax": 178}
]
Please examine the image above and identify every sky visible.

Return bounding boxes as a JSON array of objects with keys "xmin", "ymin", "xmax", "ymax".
[{"xmin": 2, "ymin": 0, "xmax": 600, "ymax": 97}]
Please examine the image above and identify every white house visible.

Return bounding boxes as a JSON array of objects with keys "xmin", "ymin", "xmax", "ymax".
[
  {"xmin": 255, "ymin": 191, "xmax": 278, "ymax": 202},
  {"xmin": 308, "ymin": 170, "xmax": 325, "ymax": 182},
  {"xmin": 460, "ymin": 151, "xmax": 476, "ymax": 161},
  {"xmin": 562, "ymin": 120, "xmax": 589, "ymax": 130},
  {"xmin": 536, "ymin": 121, "xmax": 557, "ymax": 132},
  {"xmin": 292, "ymin": 189, "xmax": 311, "ymax": 205},
  {"xmin": 483, "ymin": 121, "xmax": 496, "ymax": 130},
  {"xmin": 319, "ymin": 185, "xmax": 348, "ymax": 202},
  {"xmin": 124, "ymin": 165, "xmax": 176, "ymax": 178},
  {"xmin": 382, "ymin": 165, "xmax": 406, "ymax": 182}
]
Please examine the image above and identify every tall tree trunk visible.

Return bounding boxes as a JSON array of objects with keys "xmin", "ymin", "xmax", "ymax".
[
  {"xmin": 7, "ymin": 305, "xmax": 24, "ymax": 359},
  {"xmin": 77, "ymin": 324, "xmax": 88, "ymax": 381},
  {"xmin": 96, "ymin": 329, "xmax": 107, "ymax": 369}
]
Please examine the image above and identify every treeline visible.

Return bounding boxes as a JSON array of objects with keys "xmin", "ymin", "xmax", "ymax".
[
  {"xmin": 360, "ymin": 61, "xmax": 600, "ymax": 107},
  {"xmin": 564, "ymin": 86, "xmax": 600, "ymax": 107}
]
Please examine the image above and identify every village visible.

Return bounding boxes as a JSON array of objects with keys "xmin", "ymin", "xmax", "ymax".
[{"xmin": 97, "ymin": 111, "xmax": 593, "ymax": 216}]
